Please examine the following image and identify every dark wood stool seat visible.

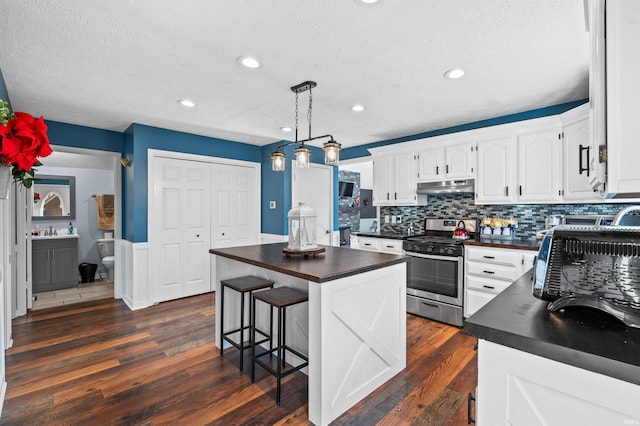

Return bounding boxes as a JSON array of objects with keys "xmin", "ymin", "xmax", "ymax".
[
  {"xmin": 251, "ymin": 286, "xmax": 309, "ymax": 405},
  {"xmin": 220, "ymin": 276, "xmax": 274, "ymax": 373}
]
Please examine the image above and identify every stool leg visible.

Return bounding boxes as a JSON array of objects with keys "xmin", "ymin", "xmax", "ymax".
[
  {"xmin": 239, "ymin": 290, "xmax": 245, "ymax": 373},
  {"xmin": 276, "ymin": 305, "xmax": 283, "ymax": 405},
  {"xmin": 219, "ymin": 284, "xmax": 224, "ymax": 357},
  {"xmin": 282, "ymin": 307, "xmax": 287, "ymax": 368},
  {"xmin": 251, "ymin": 295, "xmax": 257, "ymax": 382}
]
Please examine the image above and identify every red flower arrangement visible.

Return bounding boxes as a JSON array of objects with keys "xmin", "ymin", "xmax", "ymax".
[{"xmin": 0, "ymin": 100, "xmax": 52, "ymax": 188}]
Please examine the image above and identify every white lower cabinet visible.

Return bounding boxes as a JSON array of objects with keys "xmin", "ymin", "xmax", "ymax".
[
  {"xmin": 476, "ymin": 339, "xmax": 640, "ymax": 425},
  {"xmin": 464, "ymin": 246, "xmax": 537, "ymax": 318}
]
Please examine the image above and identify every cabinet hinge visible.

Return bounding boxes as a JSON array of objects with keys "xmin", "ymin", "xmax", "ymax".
[{"xmin": 599, "ymin": 145, "xmax": 607, "ymax": 163}]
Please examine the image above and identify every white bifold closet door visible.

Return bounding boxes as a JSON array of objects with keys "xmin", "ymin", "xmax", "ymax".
[
  {"xmin": 153, "ymin": 157, "xmax": 211, "ymax": 303},
  {"xmin": 210, "ymin": 163, "xmax": 258, "ymax": 249}
]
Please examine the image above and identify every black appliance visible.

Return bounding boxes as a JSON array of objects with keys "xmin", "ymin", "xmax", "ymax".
[
  {"xmin": 403, "ymin": 218, "xmax": 476, "ymax": 326},
  {"xmin": 338, "ymin": 181, "xmax": 354, "ymax": 197}
]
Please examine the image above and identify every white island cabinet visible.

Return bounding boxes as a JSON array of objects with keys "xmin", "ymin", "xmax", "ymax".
[{"xmin": 210, "ymin": 243, "xmax": 407, "ymax": 426}]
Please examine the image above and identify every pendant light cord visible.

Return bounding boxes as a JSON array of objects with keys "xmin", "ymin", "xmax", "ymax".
[{"xmin": 308, "ymin": 87, "xmax": 313, "ymax": 141}]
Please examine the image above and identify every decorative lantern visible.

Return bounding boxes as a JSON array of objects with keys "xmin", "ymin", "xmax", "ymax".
[{"xmin": 287, "ymin": 202, "xmax": 317, "ymax": 251}]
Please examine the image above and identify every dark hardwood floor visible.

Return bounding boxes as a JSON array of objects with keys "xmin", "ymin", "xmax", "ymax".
[{"xmin": 2, "ymin": 293, "xmax": 477, "ymax": 425}]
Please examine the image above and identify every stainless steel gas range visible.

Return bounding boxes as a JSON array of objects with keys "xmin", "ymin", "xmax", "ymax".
[{"xmin": 402, "ymin": 218, "xmax": 476, "ymax": 327}]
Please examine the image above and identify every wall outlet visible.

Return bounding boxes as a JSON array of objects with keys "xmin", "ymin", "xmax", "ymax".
[
  {"xmin": 269, "ymin": 201, "xmax": 276, "ymax": 209},
  {"xmin": 391, "ymin": 215, "xmax": 397, "ymax": 224},
  {"xmin": 384, "ymin": 215, "xmax": 390, "ymax": 224},
  {"xmin": 398, "ymin": 216, "xmax": 402, "ymax": 224}
]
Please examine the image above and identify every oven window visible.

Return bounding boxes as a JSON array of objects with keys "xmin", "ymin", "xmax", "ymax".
[{"xmin": 407, "ymin": 256, "xmax": 458, "ymax": 298}]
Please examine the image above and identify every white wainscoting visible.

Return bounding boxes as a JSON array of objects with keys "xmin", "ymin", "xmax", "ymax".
[
  {"xmin": 260, "ymin": 233, "xmax": 288, "ymax": 244},
  {"xmin": 119, "ymin": 240, "xmax": 150, "ymax": 310}
]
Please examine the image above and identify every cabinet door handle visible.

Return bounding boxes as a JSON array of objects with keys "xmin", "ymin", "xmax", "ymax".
[
  {"xmin": 436, "ymin": 166, "xmax": 439, "ymax": 175},
  {"xmin": 519, "ymin": 185, "xmax": 522, "ymax": 196},
  {"xmin": 446, "ymin": 164, "xmax": 449, "ymax": 173},
  {"xmin": 386, "ymin": 192, "xmax": 389, "ymax": 200},
  {"xmin": 483, "ymin": 255, "xmax": 495, "ymax": 259},
  {"xmin": 467, "ymin": 393, "xmax": 476, "ymax": 424},
  {"xmin": 483, "ymin": 285, "xmax": 495, "ymax": 289},
  {"xmin": 505, "ymin": 186, "xmax": 509, "ymax": 196},
  {"xmin": 483, "ymin": 270, "xmax": 495, "ymax": 275},
  {"xmin": 579, "ymin": 144, "xmax": 590, "ymax": 177},
  {"xmin": 394, "ymin": 192, "xmax": 397, "ymax": 200}
]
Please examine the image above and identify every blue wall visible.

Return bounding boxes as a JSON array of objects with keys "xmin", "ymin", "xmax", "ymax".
[{"xmin": 341, "ymin": 99, "xmax": 589, "ymax": 160}]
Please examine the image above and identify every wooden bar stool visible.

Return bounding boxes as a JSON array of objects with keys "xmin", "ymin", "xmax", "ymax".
[
  {"xmin": 219, "ymin": 276, "xmax": 274, "ymax": 373},
  {"xmin": 251, "ymin": 286, "xmax": 309, "ymax": 405}
]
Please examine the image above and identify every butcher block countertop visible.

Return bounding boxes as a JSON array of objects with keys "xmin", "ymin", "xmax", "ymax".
[{"xmin": 209, "ymin": 242, "xmax": 407, "ymax": 283}]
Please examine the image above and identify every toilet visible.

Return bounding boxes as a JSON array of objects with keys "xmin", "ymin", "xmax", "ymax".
[{"xmin": 97, "ymin": 238, "xmax": 115, "ymax": 282}]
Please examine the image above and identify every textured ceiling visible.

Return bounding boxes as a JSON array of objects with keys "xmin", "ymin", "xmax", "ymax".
[{"xmin": 0, "ymin": 0, "xmax": 589, "ymax": 150}]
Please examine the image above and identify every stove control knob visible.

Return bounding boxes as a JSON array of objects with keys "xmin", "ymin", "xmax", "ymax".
[
  {"xmin": 447, "ymin": 247, "xmax": 455, "ymax": 255},
  {"xmin": 439, "ymin": 247, "xmax": 445, "ymax": 254},
  {"xmin": 427, "ymin": 246, "xmax": 433, "ymax": 252}
]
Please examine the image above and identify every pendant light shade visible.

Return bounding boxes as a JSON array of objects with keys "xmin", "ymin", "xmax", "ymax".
[
  {"xmin": 323, "ymin": 140, "xmax": 341, "ymax": 166},
  {"xmin": 270, "ymin": 151, "xmax": 286, "ymax": 171},
  {"xmin": 269, "ymin": 81, "xmax": 340, "ymax": 172},
  {"xmin": 295, "ymin": 146, "xmax": 311, "ymax": 168}
]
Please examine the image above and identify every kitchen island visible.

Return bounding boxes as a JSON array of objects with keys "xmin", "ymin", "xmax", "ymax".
[
  {"xmin": 465, "ymin": 269, "xmax": 640, "ymax": 424},
  {"xmin": 209, "ymin": 243, "xmax": 408, "ymax": 426}
]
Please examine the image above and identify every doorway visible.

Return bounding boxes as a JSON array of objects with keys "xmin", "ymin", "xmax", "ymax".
[
  {"xmin": 292, "ymin": 161, "xmax": 334, "ymax": 245},
  {"xmin": 13, "ymin": 147, "xmax": 121, "ymax": 316}
]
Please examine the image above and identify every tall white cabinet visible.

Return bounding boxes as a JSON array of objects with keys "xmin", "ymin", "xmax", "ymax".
[{"xmin": 605, "ymin": 0, "xmax": 640, "ymax": 196}]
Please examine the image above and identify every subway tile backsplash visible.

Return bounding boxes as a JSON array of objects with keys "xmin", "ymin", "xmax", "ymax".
[{"xmin": 380, "ymin": 193, "xmax": 637, "ymax": 239}]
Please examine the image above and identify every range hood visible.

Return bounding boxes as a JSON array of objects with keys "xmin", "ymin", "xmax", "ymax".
[{"xmin": 417, "ymin": 179, "xmax": 475, "ymax": 194}]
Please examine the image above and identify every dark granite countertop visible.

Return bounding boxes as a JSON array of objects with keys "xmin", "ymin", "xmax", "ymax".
[
  {"xmin": 465, "ymin": 269, "xmax": 640, "ymax": 385},
  {"xmin": 210, "ymin": 243, "xmax": 407, "ymax": 283},
  {"xmin": 354, "ymin": 231, "xmax": 423, "ymax": 240},
  {"xmin": 464, "ymin": 237, "xmax": 540, "ymax": 251}
]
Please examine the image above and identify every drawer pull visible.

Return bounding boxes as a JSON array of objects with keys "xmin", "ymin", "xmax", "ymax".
[
  {"xmin": 364, "ymin": 243, "xmax": 372, "ymax": 246},
  {"xmin": 483, "ymin": 285, "xmax": 495, "ymax": 290},
  {"xmin": 483, "ymin": 255, "xmax": 495, "ymax": 259},
  {"xmin": 483, "ymin": 270, "xmax": 495, "ymax": 275},
  {"xmin": 386, "ymin": 245, "xmax": 394, "ymax": 248},
  {"xmin": 421, "ymin": 302, "xmax": 439, "ymax": 309}
]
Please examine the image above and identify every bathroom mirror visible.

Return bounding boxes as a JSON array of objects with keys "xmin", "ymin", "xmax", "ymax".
[{"xmin": 32, "ymin": 175, "xmax": 76, "ymax": 220}]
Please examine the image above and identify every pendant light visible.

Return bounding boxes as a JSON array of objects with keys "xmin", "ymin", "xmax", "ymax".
[{"xmin": 270, "ymin": 81, "xmax": 341, "ymax": 171}]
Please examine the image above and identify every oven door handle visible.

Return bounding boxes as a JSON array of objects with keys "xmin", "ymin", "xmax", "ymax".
[{"xmin": 404, "ymin": 251, "xmax": 462, "ymax": 262}]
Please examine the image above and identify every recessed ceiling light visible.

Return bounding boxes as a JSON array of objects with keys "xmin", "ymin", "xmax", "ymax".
[
  {"xmin": 237, "ymin": 56, "xmax": 261, "ymax": 69},
  {"xmin": 178, "ymin": 99, "xmax": 196, "ymax": 108},
  {"xmin": 355, "ymin": 0, "xmax": 381, "ymax": 5},
  {"xmin": 351, "ymin": 104, "xmax": 365, "ymax": 112},
  {"xmin": 444, "ymin": 68, "xmax": 465, "ymax": 79},
  {"xmin": 280, "ymin": 127, "xmax": 292, "ymax": 132}
]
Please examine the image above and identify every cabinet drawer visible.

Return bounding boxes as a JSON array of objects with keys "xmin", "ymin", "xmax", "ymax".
[
  {"xmin": 464, "ymin": 289, "xmax": 496, "ymax": 318},
  {"xmin": 466, "ymin": 246, "xmax": 522, "ymax": 267},
  {"xmin": 466, "ymin": 261, "xmax": 520, "ymax": 282},
  {"xmin": 466, "ymin": 275, "xmax": 512, "ymax": 294},
  {"xmin": 357, "ymin": 237, "xmax": 380, "ymax": 251},
  {"xmin": 379, "ymin": 239, "xmax": 403, "ymax": 254}
]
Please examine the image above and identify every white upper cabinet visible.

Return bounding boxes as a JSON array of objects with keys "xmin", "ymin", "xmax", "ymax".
[
  {"xmin": 417, "ymin": 142, "xmax": 475, "ymax": 182},
  {"xmin": 517, "ymin": 129, "xmax": 562, "ymax": 203},
  {"xmin": 476, "ymin": 123, "xmax": 563, "ymax": 205},
  {"xmin": 417, "ymin": 146, "xmax": 443, "ymax": 182},
  {"xmin": 372, "ymin": 152, "xmax": 419, "ymax": 205},
  {"xmin": 476, "ymin": 137, "xmax": 517, "ymax": 203},
  {"xmin": 445, "ymin": 142, "xmax": 476, "ymax": 180},
  {"xmin": 561, "ymin": 105, "xmax": 602, "ymax": 201},
  {"xmin": 605, "ymin": 0, "xmax": 640, "ymax": 197}
]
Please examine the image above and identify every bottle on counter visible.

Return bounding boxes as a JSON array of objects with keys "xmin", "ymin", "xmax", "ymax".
[{"xmin": 68, "ymin": 222, "xmax": 74, "ymax": 235}]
